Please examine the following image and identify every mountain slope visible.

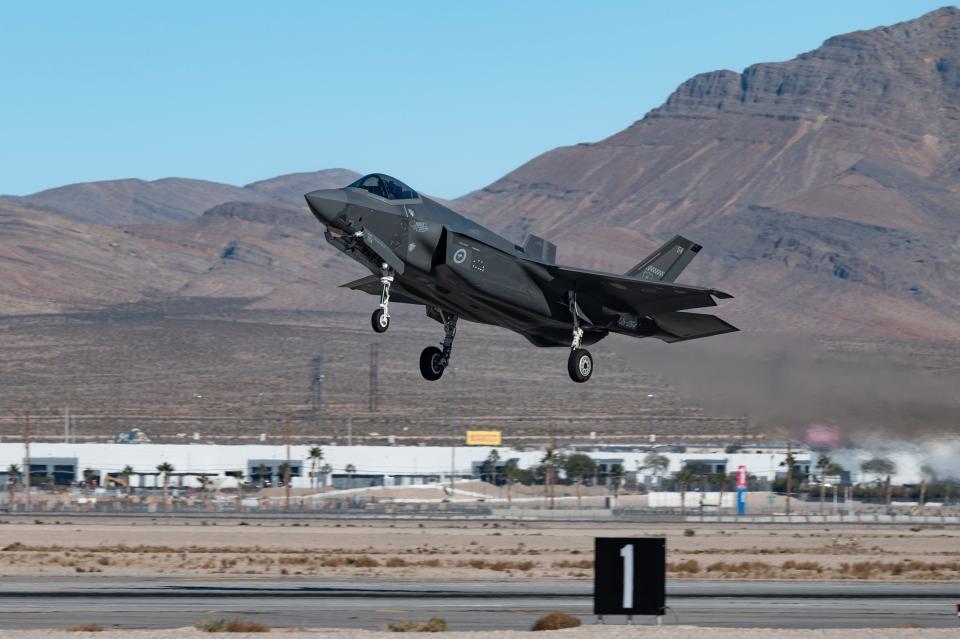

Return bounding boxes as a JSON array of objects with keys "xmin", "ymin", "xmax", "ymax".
[
  {"xmin": 456, "ymin": 7, "xmax": 960, "ymax": 339},
  {"xmin": 0, "ymin": 169, "xmax": 359, "ymax": 226}
]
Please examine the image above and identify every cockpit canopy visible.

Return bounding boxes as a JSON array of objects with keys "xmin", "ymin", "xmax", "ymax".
[{"xmin": 348, "ymin": 174, "xmax": 419, "ymax": 201}]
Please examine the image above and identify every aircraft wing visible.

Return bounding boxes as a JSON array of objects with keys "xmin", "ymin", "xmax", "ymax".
[
  {"xmin": 538, "ymin": 263, "xmax": 733, "ymax": 318},
  {"xmin": 340, "ymin": 275, "xmax": 423, "ymax": 305}
]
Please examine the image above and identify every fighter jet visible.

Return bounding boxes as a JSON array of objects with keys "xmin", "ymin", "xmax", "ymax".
[{"xmin": 306, "ymin": 173, "xmax": 736, "ymax": 383}]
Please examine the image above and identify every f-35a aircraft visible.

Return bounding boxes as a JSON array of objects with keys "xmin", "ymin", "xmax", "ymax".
[{"xmin": 306, "ymin": 173, "xmax": 736, "ymax": 383}]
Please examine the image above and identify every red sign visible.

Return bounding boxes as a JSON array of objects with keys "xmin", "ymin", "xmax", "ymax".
[{"xmin": 737, "ymin": 465, "xmax": 747, "ymax": 489}]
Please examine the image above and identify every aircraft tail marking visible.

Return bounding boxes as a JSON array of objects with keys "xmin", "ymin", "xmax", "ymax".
[{"xmin": 625, "ymin": 235, "xmax": 701, "ymax": 283}]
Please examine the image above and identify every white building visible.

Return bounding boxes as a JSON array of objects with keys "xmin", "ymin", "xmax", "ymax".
[{"xmin": 0, "ymin": 442, "xmax": 809, "ymax": 490}]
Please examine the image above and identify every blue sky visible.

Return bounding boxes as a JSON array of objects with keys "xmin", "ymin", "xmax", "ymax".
[{"xmin": 0, "ymin": 1, "xmax": 951, "ymax": 199}]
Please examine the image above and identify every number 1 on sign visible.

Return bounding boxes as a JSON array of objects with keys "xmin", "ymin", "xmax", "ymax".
[{"xmin": 620, "ymin": 543, "xmax": 634, "ymax": 609}]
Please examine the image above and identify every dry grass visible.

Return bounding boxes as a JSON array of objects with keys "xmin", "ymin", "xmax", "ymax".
[
  {"xmin": 531, "ymin": 613, "xmax": 581, "ymax": 631},
  {"xmin": 66, "ymin": 625, "xmax": 104, "ymax": 632},
  {"xmin": 193, "ymin": 617, "xmax": 270, "ymax": 632},
  {"xmin": 387, "ymin": 618, "xmax": 448, "ymax": 632}
]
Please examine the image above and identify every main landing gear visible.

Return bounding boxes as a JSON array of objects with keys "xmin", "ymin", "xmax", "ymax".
[
  {"xmin": 370, "ymin": 266, "xmax": 393, "ymax": 334},
  {"xmin": 567, "ymin": 292, "xmax": 593, "ymax": 383},
  {"xmin": 420, "ymin": 312, "xmax": 458, "ymax": 381}
]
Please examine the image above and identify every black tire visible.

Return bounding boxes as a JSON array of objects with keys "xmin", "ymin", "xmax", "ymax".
[
  {"xmin": 567, "ymin": 348, "xmax": 593, "ymax": 383},
  {"xmin": 371, "ymin": 309, "xmax": 389, "ymax": 333},
  {"xmin": 419, "ymin": 346, "xmax": 445, "ymax": 381}
]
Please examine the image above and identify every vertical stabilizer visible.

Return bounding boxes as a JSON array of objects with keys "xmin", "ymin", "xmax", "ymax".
[{"xmin": 625, "ymin": 236, "xmax": 701, "ymax": 282}]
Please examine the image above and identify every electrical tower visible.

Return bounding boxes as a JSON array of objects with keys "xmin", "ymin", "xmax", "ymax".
[
  {"xmin": 369, "ymin": 343, "xmax": 379, "ymax": 413},
  {"xmin": 310, "ymin": 353, "xmax": 324, "ymax": 412}
]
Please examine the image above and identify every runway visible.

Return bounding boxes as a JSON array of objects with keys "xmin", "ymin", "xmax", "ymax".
[{"xmin": 0, "ymin": 577, "xmax": 956, "ymax": 630}]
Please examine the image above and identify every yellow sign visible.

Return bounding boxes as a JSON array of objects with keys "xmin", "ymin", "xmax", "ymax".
[{"xmin": 465, "ymin": 430, "xmax": 502, "ymax": 446}]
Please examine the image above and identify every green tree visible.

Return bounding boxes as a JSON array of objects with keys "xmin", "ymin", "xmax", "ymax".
[
  {"xmin": 482, "ymin": 450, "xmax": 501, "ymax": 488},
  {"xmin": 82, "ymin": 468, "xmax": 98, "ymax": 494},
  {"xmin": 861, "ymin": 457, "xmax": 896, "ymax": 505},
  {"xmin": 563, "ymin": 453, "xmax": 596, "ymax": 509},
  {"xmin": 345, "ymin": 464, "xmax": 356, "ymax": 489},
  {"xmin": 503, "ymin": 459, "xmax": 520, "ymax": 506},
  {"xmin": 308, "ymin": 446, "xmax": 324, "ymax": 490},
  {"xmin": 157, "ymin": 462, "xmax": 174, "ymax": 512},
  {"xmin": 640, "ymin": 452, "xmax": 670, "ymax": 490}
]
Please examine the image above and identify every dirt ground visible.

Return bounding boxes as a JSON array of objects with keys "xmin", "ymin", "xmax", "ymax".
[
  {"xmin": 0, "ymin": 518, "xmax": 957, "ymax": 581},
  {"xmin": 0, "ymin": 626, "xmax": 956, "ymax": 639}
]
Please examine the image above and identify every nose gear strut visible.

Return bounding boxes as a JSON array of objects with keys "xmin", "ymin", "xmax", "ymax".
[{"xmin": 370, "ymin": 263, "xmax": 393, "ymax": 333}]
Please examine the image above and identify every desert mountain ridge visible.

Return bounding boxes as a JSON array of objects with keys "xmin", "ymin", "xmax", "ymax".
[{"xmin": 1, "ymin": 8, "xmax": 959, "ymax": 340}]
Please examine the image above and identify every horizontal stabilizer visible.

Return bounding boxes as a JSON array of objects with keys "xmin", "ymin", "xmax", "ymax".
[
  {"xmin": 650, "ymin": 311, "xmax": 738, "ymax": 343},
  {"xmin": 522, "ymin": 234, "xmax": 557, "ymax": 264},
  {"xmin": 626, "ymin": 235, "xmax": 701, "ymax": 283}
]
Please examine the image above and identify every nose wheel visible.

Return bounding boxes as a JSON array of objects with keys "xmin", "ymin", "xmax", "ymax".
[
  {"xmin": 568, "ymin": 348, "xmax": 593, "ymax": 383},
  {"xmin": 371, "ymin": 308, "xmax": 390, "ymax": 333}
]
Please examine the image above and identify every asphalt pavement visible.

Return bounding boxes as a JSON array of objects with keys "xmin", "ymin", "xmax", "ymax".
[{"xmin": 0, "ymin": 577, "xmax": 956, "ymax": 630}]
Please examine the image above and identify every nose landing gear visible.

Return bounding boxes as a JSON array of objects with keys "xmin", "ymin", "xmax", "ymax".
[{"xmin": 371, "ymin": 266, "xmax": 394, "ymax": 334}]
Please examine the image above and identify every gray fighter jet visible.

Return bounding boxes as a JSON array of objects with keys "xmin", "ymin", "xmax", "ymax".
[{"xmin": 306, "ymin": 173, "xmax": 736, "ymax": 383}]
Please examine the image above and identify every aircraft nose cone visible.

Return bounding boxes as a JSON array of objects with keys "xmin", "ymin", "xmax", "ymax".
[{"xmin": 305, "ymin": 189, "xmax": 349, "ymax": 226}]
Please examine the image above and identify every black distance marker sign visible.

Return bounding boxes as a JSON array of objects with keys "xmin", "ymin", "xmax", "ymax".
[{"xmin": 594, "ymin": 537, "xmax": 665, "ymax": 616}]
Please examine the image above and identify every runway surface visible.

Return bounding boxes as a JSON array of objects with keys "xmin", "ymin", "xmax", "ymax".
[{"xmin": 0, "ymin": 577, "xmax": 956, "ymax": 630}]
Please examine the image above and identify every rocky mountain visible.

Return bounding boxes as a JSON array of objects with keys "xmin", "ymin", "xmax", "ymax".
[
  {"xmin": 2, "ymin": 9, "xmax": 960, "ymax": 341},
  {"xmin": 456, "ymin": 7, "xmax": 960, "ymax": 339},
  {"xmin": 0, "ymin": 169, "xmax": 358, "ymax": 226}
]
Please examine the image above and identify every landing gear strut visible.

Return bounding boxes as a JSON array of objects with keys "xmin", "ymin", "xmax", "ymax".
[
  {"xmin": 371, "ymin": 265, "xmax": 393, "ymax": 333},
  {"xmin": 567, "ymin": 292, "xmax": 593, "ymax": 383},
  {"xmin": 420, "ymin": 312, "xmax": 458, "ymax": 381}
]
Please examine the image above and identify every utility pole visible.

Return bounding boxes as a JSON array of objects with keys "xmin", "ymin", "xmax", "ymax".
[
  {"xmin": 284, "ymin": 415, "xmax": 292, "ymax": 511},
  {"xmin": 64, "ymin": 407, "xmax": 69, "ymax": 443},
  {"xmin": 550, "ymin": 420, "xmax": 557, "ymax": 510},
  {"xmin": 449, "ymin": 418, "xmax": 456, "ymax": 494},
  {"xmin": 24, "ymin": 411, "xmax": 31, "ymax": 512},
  {"xmin": 785, "ymin": 442, "xmax": 793, "ymax": 518},
  {"xmin": 368, "ymin": 344, "xmax": 379, "ymax": 413}
]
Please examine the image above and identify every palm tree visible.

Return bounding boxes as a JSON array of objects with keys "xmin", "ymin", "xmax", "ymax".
[
  {"xmin": 482, "ymin": 450, "xmax": 501, "ymax": 489},
  {"xmin": 156, "ymin": 462, "xmax": 174, "ymax": 512},
  {"xmin": 919, "ymin": 464, "xmax": 935, "ymax": 509},
  {"xmin": 320, "ymin": 463, "xmax": 333, "ymax": 488},
  {"xmin": 278, "ymin": 462, "xmax": 290, "ymax": 487},
  {"xmin": 816, "ymin": 454, "xmax": 836, "ymax": 514},
  {"xmin": 540, "ymin": 448, "xmax": 561, "ymax": 510},
  {"xmin": 609, "ymin": 464, "xmax": 626, "ymax": 502},
  {"xmin": 563, "ymin": 453, "xmax": 596, "ymax": 509},
  {"xmin": 120, "ymin": 465, "xmax": 135, "ymax": 499},
  {"xmin": 256, "ymin": 463, "xmax": 270, "ymax": 489},
  {"xmin": 675, "ymin": 466, "xmax": 697, "ymax": 516},
  {"xmin": 861, "ymin": 457, "xmax": 896, "ymax": 505},
  {"xmin": 640, "ymin": 452, "xmax": 670, "ymax": 491},
  {"xmin": 308, "ymin": 446, "xmax": 324, "ymax": 489},
  {"xmin": 345, "ymin": 464, "xmax": 356, "ymax": 489},
  {"xmin": 503, "ymin": 459, "xmax": 520, "ymax": 506},
  {"xmin": 7, "ymin": 464, "xmax": 20, "ymax": 507},
  {"xmin": 197, "ymin": 475, "xmax": 213, "ymax": 511}
]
